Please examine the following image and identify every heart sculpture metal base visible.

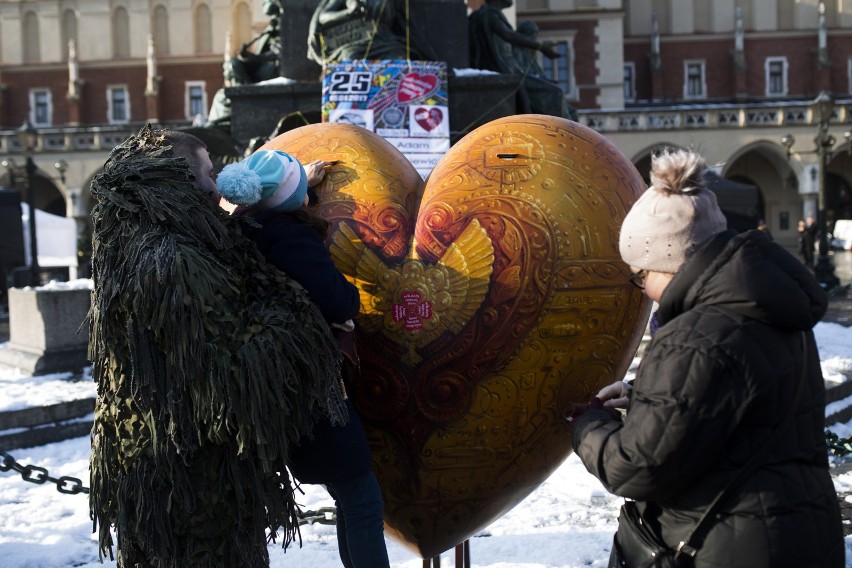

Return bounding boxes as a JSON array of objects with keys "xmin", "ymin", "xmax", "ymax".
[{"xmin": 262, "ymin": 114, "xmax": 650, "ymax": 558}]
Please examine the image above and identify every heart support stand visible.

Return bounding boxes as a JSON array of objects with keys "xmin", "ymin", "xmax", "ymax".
[{"xmin": 422, "ymin": 539, "xmax": 471, "ymax": 568}]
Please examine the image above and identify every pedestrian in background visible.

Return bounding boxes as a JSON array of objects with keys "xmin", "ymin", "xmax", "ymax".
[
  {"xmin": 217, "ymin": 149, "xmax": 391, "ymax": 568},
  {"xmin": 88, "ymin": 127, "xmax": 346, "ymax": 567},
  {"xmin": 569, "ymin": 149, "xmax": 843, "ymax": 567},
  {"xmin": 799, "ymin": 215, "xmax": 817, "ymax": 267}
]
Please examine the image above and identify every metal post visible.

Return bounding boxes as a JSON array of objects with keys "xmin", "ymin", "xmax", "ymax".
[
  {"xmin": 24, "ymin": 155, "xmax": 39, "ymax": 286},
  {"xmin": 813, "ymin": 119, "xmax": 839, "ymax": 290}
]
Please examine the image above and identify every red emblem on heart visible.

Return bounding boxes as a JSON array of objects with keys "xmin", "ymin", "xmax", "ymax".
[
  {"xmin": 397, "ymin": 73, "xmax": 438, "ymax": 103},
  {"xmin": 414, "ymin": 107, "xmax": 443, "ymax": 132},
  {"xmin": 392, "ymin": 291, "xmax": 433, "ymax": 331}
]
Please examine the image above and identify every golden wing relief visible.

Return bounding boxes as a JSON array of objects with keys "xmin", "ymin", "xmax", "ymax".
[{"xmin": 329, "ymin": 220, "xmax": 495, "ymax": 351}]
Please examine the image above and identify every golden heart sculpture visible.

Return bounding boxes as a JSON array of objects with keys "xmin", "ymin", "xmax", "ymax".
[{"xmin": 261, "ymin": 115, "xmax": 650, "ymax": 558}]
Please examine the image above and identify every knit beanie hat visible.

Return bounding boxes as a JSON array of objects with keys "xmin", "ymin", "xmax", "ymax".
[
  {"xmin": 216, "ymin": 150, "xmax": 308, "ymax": 212},
  {"xmin": 619, "ymin": 150, "xmax": 727, "ymax": 274}
]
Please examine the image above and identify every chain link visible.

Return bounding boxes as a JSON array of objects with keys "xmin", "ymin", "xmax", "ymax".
[
  {"xmin": 297, "ymin": 506, "xmax": 337, "ymax": 526},
  {"xmin": 0, "ymin": 451, "xmax": 89, "ymax": 495},
  {"xmin": 826, "ymin": 430, "xmax": 852, "ymax": 457},
  {"xmin": 0, "ymin": 450, "xmax": 339, "ymax": 521}
]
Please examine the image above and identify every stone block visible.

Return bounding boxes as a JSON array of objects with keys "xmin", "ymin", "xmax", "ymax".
[{"xmin": 0, "ymin": 287, "xmax": 91, "ymax": 375}]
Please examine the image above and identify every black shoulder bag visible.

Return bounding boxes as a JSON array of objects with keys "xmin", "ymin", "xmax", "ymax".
[{"xmin": 609, "ymin": 334, "xmax": 808, "ymax": 568}]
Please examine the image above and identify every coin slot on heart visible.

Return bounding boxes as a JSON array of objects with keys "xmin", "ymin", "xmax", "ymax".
[{"xmin": 486, "ymin": 145, "xmax": 533, "ymax": 167}]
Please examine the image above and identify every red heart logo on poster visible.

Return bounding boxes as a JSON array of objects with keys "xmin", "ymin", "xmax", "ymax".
[
  {"xmin": 414, "ymin": 107, "xmax": 443, "ymax": 132},
  {"xmin": 397, "ymin": 73, "xmax": 438, "ymax": 103}
]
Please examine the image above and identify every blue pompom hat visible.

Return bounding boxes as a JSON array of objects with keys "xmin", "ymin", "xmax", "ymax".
[{"xmin": 216, "ymin": 150, "xmax": 308, "ymax": 212}]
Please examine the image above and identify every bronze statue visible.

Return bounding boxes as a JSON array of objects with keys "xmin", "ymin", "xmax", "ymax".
[
  {"xmin": 307, "ymin": 0, "xmax": 438, "ymax": 66},
  {"xmin": 469, "ymin": 0, "xmax": 575, "ymax": 119},
  {"xmin": 207, "ymin": 0, "xmax": 285, "ymax": 126}
]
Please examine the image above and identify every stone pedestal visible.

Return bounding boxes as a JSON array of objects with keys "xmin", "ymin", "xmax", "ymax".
[
  {"xmin": 227, "ymin": 74, "xmax": 522, "ymax": 144},
  {"xmin": 227, "ymin": 81, "xmax": 323, "ymax": 142},
  {"xmin": 280, "ymin": 0, "xmax": 323, "ymax": 82},
  {"xmin": 0, "ymin": 287, "xmax": 91, "ymax": 375}
]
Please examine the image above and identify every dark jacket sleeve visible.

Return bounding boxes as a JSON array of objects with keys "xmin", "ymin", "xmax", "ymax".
[
  {"xmin": 572, "ymin": 341, "xmax": 748, "ymax": 502},
  {"xmin": 255, "ymin": 219, "xmax": 360, "ymax": 324}
]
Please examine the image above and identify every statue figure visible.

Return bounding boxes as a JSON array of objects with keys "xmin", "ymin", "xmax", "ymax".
[
  {"xmin": 230, "ymin": 0, "xmax": 285, "ymax": 85},
  {"xmin": 307, "ymin": 0, "xmax": 438, "ymax": 66},
  {"xmin": 207, "ymin": 0, "xmax": 285, "ymax": 127},
  {"xmin": 469, "ymin": 0, "xmax": 575, "ymax": 119},
  {"xmin": 512, "ymin": 21, "xmax": 548, "ymax": 79}
]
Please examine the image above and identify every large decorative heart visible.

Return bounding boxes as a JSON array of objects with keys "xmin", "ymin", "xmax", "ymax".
[
  {"xmin": 261, "ymin": 116, "xmax": 650, "ymax": 558},
  {"xmin": 397, "ymin": 72, "xmax": 439, "ymax": 103}
]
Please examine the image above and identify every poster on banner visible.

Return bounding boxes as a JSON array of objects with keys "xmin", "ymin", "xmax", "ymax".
[{"xmin": 322, "ymin": 60, "xmax": 449, "ymax": 179}]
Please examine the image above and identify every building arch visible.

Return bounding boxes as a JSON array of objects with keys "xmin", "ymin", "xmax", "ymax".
[
  {"xmin": 194, "ymin": 3, "xmax": 213, "ymax": 53},
  {"xmin": 231, "ymin": 1, "xmax": 252, "ymax": 57},
  {"xmin": 60, "ymin": 8, "xmax": 79, "ymax": 62},
  {"xmin": 724, "ymin": 141, "xmax": 802, "ymax": 247},
  {"xmin": 630, "ymin": 142, "xmax": 687, "ymax": 185},
  {"xmin": 112, "ymin": 6, "xmax": 131, "ymax": 58},
  {"xmin": 152, "ymin": 4, "xmax": 170, "ymax": 55},
  {"xmin": 0, "ymin": 170, "xmax": 65, "ymax": 217},
  {"xmin": 23, "ymin": 11, "xmax": 40, "ymax": 63}
]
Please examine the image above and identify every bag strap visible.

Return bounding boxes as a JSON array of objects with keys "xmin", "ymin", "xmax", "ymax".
[{"xmin": 672, "ymin": 332, "xmax": 809, "ymax": 559}]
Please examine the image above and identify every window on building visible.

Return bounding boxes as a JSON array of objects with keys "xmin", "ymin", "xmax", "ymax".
[
  {"xmin": 113, "ymin": 7, "xmax": 131, "ymax": 58},
  {"xmin": 624, "ymin": 63, "xmax": 636, "ymax": 102},
  {"xmin": 683, "ymin": 60, "xmax": 706, "ymax": 99},
  {"xmin": 765, "ymin": 57, "xmax": 788, "ymax": 97},
  {"xmin": 61, "ymin": 9, "xmax": 78, "ymax": 62},
  {"xmin": 30, "ymin": 89, "xmax": 52, "ymax": 127},
  {"xmin": 108, "ymin": 86, "xmax": 130, "ymax": 124},
  {"xmin": 541, "ymin": 39, "xmax": 575, "ymax": 99},
  {"xmin": 23, "ymin": 11, "xmax": 40, "ymax": 63},
  {"xmin": 152, "ymin": 5, "xmax": 170, "ymax": 55},
  {"xmin": 194, "ymin": 4, "xmax": 212, "ymax": 53},
  {"xmin": 186, "ymin": 82, "xmax": 208, "ymax": 121}
]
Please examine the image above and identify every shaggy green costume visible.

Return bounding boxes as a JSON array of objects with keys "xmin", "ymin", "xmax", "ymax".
[{"xmin": 88, "ymin": 125, "xmax": 346, "ymax": 567}]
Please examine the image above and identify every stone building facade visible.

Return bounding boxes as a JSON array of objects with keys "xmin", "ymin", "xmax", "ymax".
[
  {"xmin": 1, "ymin": 0, "xmax": 851, "ymax": 265},
  {"xmin": 517, "ymin": 0, "xmax": 852, "ymax": 249}
]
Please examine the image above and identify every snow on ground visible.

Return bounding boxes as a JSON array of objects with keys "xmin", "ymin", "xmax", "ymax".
[{"xmin": 1, "ymin": 321, "xmax": 852, "ymax": 567}]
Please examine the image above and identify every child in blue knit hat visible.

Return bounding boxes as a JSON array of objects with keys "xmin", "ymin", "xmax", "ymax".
[
  {"xmin": 217, "ymin": 150, "xmax": 391, "ymax": 568},
  {"xmin": 217, "ymin": 149, "xmax": 333, "ymax": 212}
]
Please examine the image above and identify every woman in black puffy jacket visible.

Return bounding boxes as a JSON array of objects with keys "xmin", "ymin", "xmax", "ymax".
[{"xmin": 570, "ymin": 149, "xmax": 844, "ymax": 567}]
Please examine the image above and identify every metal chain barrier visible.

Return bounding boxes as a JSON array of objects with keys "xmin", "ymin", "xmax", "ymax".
[
  {"xmin": 297, "ymin": 506, "xmax": 337, "ymax": 526},
  {"xmin": 2, "ymin": 449, "xmax": 337, "ymax": 527},
  {"xmin": 0, "ymin": 450, "xmax": 89, "ymax": 495}
]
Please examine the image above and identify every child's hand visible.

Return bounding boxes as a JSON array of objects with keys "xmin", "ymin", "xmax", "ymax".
[{"xmin": 304, "ymin": 160, "xmax": 338, "ymax": 187}]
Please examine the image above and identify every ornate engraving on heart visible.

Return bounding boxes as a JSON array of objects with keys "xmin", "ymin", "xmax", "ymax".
[{"xmin": 262, "ymin": 116, "xmax": 650, "ymax": 558}]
